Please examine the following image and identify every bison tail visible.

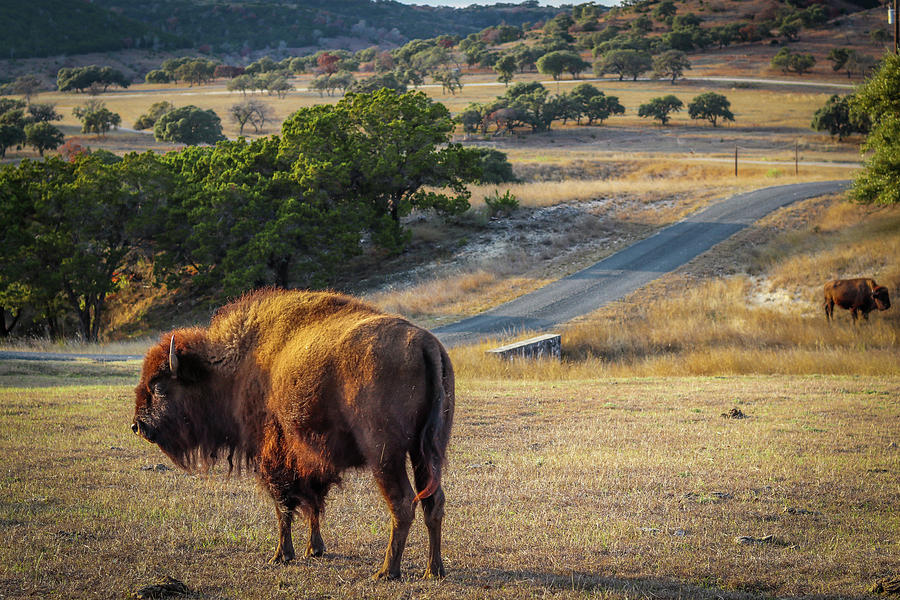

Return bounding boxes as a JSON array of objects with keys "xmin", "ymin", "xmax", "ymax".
[{"xmin": 412, "ymin": 341, "xmax": 453, "ymax": 505}]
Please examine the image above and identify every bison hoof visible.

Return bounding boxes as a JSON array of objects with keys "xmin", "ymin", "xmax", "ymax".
[
  {"xmin": 423, "ymin": 564, "xmax": 445, "ymax": 579},
  {"xmin": 305, "ymin": 545, "xmax": 325, "ymax": 558},
  {"xmin": 372, "ymin": 568, "xmax": 401, "ymax": 581},
  {"xmin": 268, "ymin": 551, "xmax": 294, "ymax": 565}
]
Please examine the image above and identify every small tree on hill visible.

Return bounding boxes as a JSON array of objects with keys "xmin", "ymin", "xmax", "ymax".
[
  {"xmin": 27, "ymin": 103, "xmax": 62, "ymax": 123},
  {"xmin": 771, "ymin": 49, "xmax": 816, "ymax": 75},
  {"xmin": 652, "ymin": 50, "xmax": 691, "ymax": 83},
  {"xmin": 73, "ymin": 100, "xmax": 121, "ymax": 136},
  {"xmin": 133, "ymin": 101, "xmax": 175, "ymax": 130},
  {"xmin": 595, "ymin": 49, "xmax": 652, "ymax": 81},
  {"xmin": 494, "ymin": 54, "xmax": 517, "ymax": 86},
  {"xmin": 10, "ymin": 75, "xmax": 43, "ymax": 103},
  {"xmin": 638, "ymin": 95, "xmax": 683, "ymax": 125},
  {"xmin": 24, "ymin": 122, "xmax": 65, "ymax": 156},
  {"xmin": 230, "ymin": 99, "xmax": 272, "ymax": 135},
  {"xmin": 0, "ymin": 124, "xmax": 25, "ymax": 158},
  {"xmin": 688, "ymin": 92, "xmax": 734, "ymax": 127}
]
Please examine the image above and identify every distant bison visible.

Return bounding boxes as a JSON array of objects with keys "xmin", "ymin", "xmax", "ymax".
[
  {"xmin": 823, "ymin": 278, "xmax": 891, "ymax": 322},
  {"xmin": 132, "ymin": 289, "xmax": 454, "ymax": 580}
]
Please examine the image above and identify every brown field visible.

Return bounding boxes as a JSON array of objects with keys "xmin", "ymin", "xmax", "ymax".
[{"xmin": 1, "ymin": 362, "xmax": 897, "ymax": 599}]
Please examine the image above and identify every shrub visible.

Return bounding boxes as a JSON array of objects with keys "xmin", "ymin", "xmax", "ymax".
[{"xmin": 484, "ymin": 189, "xmax": 519, "ymax": 217}]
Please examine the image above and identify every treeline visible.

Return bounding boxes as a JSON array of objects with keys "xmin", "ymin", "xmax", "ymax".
[
  {"xmin": 0, "ymin": 90, "xmax": 512, "ymax": 341},
  {"xmin": 0, "ymin": 0, "xmax": 181, "ymax": 59},
  {"xmin": 2, "ymin": 0, "xmax": 562, "ymax": 59}
]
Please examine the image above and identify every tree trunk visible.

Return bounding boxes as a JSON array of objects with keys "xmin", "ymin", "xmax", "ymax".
[{"xmin": 1, "ymin": 309, "xmax": 20, "ymax": 337}]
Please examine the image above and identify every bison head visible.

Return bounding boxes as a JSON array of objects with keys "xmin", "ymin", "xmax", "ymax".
[
  {"xmin": 133, "ymin": 330, "xmax": 220, "ymax": 471},
  {"xmin": 873, "ymin": 286, "xmax": 891, "ymax": 311}
]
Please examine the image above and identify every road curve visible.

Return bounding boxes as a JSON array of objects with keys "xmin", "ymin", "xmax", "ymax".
[{"xmin": 433, "ymin": 180, "xmax": 849, "ymax": 348}]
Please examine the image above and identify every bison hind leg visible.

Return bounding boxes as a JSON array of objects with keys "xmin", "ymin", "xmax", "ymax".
[
  {"xmin": 412, "ymin": 455, "xmax": 445, "ymax": 579},
  {"xmin": 371, "ymin": 456, "xmax": 416, "ymax": 581}
]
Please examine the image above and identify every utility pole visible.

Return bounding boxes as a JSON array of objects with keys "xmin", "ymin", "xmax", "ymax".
[
  {"xmin": 892, "ymin": 0, "xmax": 899, "ymax": 54},
  {"xmin": 795, "ymin": 142, "xmax": 799, "ymax": 176},
  {"xmin": 734, "ymin": 146, "xmax": 738, "ymax": 177}
]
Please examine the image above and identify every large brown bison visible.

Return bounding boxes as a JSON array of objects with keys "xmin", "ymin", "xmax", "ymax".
[
  {"xmin": 132, "ymin": 289, "xmax": 454, "ymax": 580},
  {"xmin": 824, "ymin": 278, "xmax": 891, "ymax": 321}
]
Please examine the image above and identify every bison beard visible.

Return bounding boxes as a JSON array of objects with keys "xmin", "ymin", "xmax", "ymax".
[{"xmin": 132, "ymin": 289, "xmax": 454, "ymax": 580}]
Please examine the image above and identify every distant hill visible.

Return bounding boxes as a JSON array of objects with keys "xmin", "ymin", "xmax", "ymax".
[
  {"xmin": 2, "ymin": 0, "xmax": 568, "ymax": 59},
  {"xmin": 0, "ymin": 0, "xmax": 184, "ymax": 59}
]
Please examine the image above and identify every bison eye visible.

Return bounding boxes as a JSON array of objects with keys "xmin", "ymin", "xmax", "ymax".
[{"xmin": 151, "ymin": 380, "xmax": 166, "ymax": 397}]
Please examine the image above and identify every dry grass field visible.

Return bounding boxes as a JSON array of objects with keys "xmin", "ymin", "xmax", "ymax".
[
  {"xmin": 449, "ymin": 194, "xmax": 900, "ymax": 380},
  {"xmin": 2, "ymin": 71, "xmax": 860, "ymax": 165},
  {"xmin": 1, "ymin": 361, "xmax": 897, "ymax": 599}
]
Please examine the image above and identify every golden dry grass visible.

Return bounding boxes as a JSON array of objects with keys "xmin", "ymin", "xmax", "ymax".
[
  {"xmin": 2, "ymin": 72, "xmax": 853, "ymax": 158},
  {"xmin": 1, "ymin": 362, "xmax": 897, "ymax": 599},
  {"xmin": 451, "ymin": 196, "xmax": 900, "ymax": 380}
]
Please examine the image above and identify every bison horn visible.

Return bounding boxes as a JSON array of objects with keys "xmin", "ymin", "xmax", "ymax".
[{"xmin": 169, "ymin": 334, "xmax": 179, "ymax": 377}]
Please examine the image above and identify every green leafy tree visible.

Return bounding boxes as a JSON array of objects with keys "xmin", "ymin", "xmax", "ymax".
[
  {"xmin": 771, "ymin": 48, "xmax": 816, "ymax": 75},
  {"xmin": 631, "ymin": 15, "xmax": 653, "ymax": 34},
  {"xmin": 433, "ymin": 69, "xmax": 463, "ymax": 95},
  {"xmin": 652, "ymin": 50, "xmax": 691, "ymax": 83},
  {"xmin": 811, "ymin": 94, "xmax": 869, "ymax": 141},
  {"xmin": 850, "ymin": 54, "xmax": 900, "ymax": 204},
  {"xmin": 494, "ymin": 54, "xmax": 517, "ymax": 86},
  {"xmin": 687, "ymin": 92, "xmax": 734, "ymax": 127},
  {"xmin": 584, "ymin": 94, "xmax": 625, "ymax": 125},
  {"xmin": 158, "ymin": 138, "xmax": 360, "ymax": 294},
  {"xmin": 537, "ymin": 50, "xmax": 589, "ymax": 81},
  {"xmin": 10, "ymin": 74, "xmax": 43, "ymax": 103},
  {"xmin": 27, "ymin": 103, "xmax": 62, "ymax": 123},
  {"xmin": 474, "ymin": 148, "xmax": 517, "ymax": 184},
  {"xmin": 24, "ymin": 122, "xmax": 65, "ymax": 156},
  {"xmin": 0, "ymin": 153, "xmax": 172, "ymax": 341},
  {"xmin": 73, "ymin": 100, "xmax": 121, "ymax": 136},
  {"xmin": 154, "ymin": 105, "xmax": 225, "ymax": 145},
  {"xmin": 173, "ymin": 59, "xmax": 218, "ymax": 87},
  {"xmin": 778, "ymin": 20, "xmax": 801, "ymax": 42},
  {"xmin": 502, "ymin": 82, "xmax": 559, "ymax": 132},
  {"xmin": 133, "ymin": 101, "xmax": 175, "ymax": 130},
  {"xmin": 57, "ymin": 65, "xmax": 129, "ymax": 93},
  {"xmin": 145, "ymin": 70, "xmax": 171, "ymax": 84},
  {"xmin": 638, "ymin": 95, "xmax": 683, "ymax": 125},
  {"xmin": 0, "ymin": 124, "xmax": 25, "ymax": 158},
  {"xmin": 280, "ymin": 89, "xmax": 482, "ymax": 249},
  {"xmin": 347, "ymin": 72, "xmax": 407, "ymax": 94},
  {"xmin": 653, "ymin": 1, "xmax": 677, "ymax": 21},
  {"xmin": 226, "ymin": 74, "xmax": 257, "ymax": 96},
  {"xmin": 595, "ymin": 49, "xmax": 652, "ymax": 81}
]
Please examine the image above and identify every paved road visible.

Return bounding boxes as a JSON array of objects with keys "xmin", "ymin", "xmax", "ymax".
[
  {"xmin": 0, "ymin": 179, "xmax": 849, "ymax": 362},
  {"xmin": 433, "ymin": 179, "xmax": 849, "ymax": 348}
]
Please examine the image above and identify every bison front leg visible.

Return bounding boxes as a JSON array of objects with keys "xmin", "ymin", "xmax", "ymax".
[
  {"xmin": 269, "ymin": 504, "xmax": 296, "ymax": 564},
  {"xmin": 302, "ymin": 505, "xmax": 326, "ymax": 558},
  {"xmin": 371, "ymin": 460, "xmax": 415, "ymax": 581}
]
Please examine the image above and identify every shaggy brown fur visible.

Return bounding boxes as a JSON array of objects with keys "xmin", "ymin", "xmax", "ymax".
[
  {"xmin": 132, "ymin": 289, "xmax": 454, "ymax": 580},
  {"xmin": 823, "ymin": 278, "xmax": 891, "ymax": 322}
]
